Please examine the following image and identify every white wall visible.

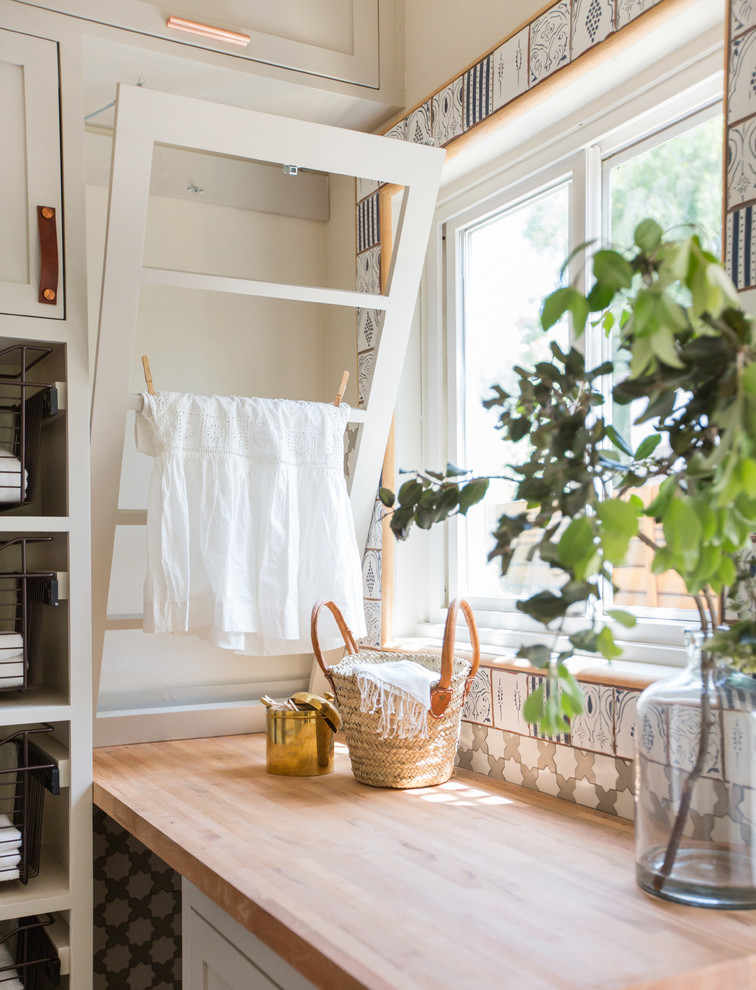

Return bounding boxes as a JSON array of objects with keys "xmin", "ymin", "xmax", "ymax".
[
  {"xmin": 87, "ymin": 140, "xmax": 358, "ymax": 713},
  {"xmin": 403, "ymin": 0, "xmax": 545, "ymax": 108}
]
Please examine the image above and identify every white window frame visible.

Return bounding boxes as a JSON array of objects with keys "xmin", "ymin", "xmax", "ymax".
[{"xmin": 414, "ymin": 51, "xmax": 724, "ymax": 668}]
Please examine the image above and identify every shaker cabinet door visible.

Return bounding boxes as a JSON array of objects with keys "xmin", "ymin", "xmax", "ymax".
[{"xmin": 0, "ymin": 29, "xmax": 63, "ymax": 319}]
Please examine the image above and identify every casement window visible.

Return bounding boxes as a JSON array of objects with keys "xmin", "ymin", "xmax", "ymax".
[{"xmin": 427, "ymin": 71, "xmax": 723, "ymax": 666}]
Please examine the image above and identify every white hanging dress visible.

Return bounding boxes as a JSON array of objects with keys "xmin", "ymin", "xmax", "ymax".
[{"xmin": 135, "ymin": 391, "xmax": 367, "ymax": 655}]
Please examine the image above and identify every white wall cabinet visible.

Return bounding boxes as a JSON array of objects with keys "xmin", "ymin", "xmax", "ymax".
[
  {"xmin": 0, "ymin": 3, "xmax": 93, "ymax": 988},
  {"xmin": 184, "ymin": 881, "xmax": 318, "ymax": 990},
  {"xmin": 0, "ymin": 29, "xmax": 64, "ymax": 320},
  {"xmin": 15, "ymin": 0, "xmax": 399, "ymax": 94}
]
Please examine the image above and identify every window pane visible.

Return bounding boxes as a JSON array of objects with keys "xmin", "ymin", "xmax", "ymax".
[
  {"xmin": 462, "ymin": 182, "xmax": 569, "ymax": 598},
  {"xmin": 607, "ymin": 111, "xmax": 723, "ymax": 615}
]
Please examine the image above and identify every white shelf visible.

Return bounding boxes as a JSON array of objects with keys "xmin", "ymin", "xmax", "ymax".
[
  {"xmin": 0, "ymin": 850, "xmax": 69, "ymax": 922},
  {"xmin": 0, "ymin": 518, "xmax": 70, "ymax": 532},
  {"xmin": 0, "ymin": 698, "xmax": 71, "ymax": 723}
]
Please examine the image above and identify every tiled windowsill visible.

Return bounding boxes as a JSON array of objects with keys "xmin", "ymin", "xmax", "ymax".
[{"xmin": 381, "ymin": 636, "xmax": 674, "ymax": 691}]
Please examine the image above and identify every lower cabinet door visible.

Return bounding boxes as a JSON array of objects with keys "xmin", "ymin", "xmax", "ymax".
[{"xmin": 183, "ymin": 880, "xmax": 319, "ymax": 990}]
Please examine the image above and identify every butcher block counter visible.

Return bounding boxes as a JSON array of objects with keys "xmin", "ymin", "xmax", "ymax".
[{"xmin": 92, "ymin": 733, "xmax": 756, "ymax": 990}]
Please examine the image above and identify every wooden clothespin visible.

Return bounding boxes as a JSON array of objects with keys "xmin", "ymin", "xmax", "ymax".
[
  {"xmin": 334, "ymin": 370, "xmax": 349, "ymax": 407},
  {"xmin": 141, "ymin": 354, "xmax": 156, "ymax": 395}
]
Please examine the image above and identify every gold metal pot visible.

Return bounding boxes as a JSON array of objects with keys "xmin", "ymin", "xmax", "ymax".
[{"xmin": 265, "ymin": 707, "xmax": 335, "ymax": 776}]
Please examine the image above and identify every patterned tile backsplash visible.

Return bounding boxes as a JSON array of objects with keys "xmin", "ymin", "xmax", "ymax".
[{"xmin": 460, "ymin": 664, "xmax": 640, "ymax": 819}]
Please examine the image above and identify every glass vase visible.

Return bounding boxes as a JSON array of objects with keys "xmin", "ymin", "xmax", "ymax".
[{"xmin": 635, "ymin": 631, "xmax": 756, "ymax": 909}]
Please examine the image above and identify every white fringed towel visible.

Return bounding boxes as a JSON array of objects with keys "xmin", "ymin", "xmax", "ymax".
[
  {"xmin": 352, "ymin": 660, "xmax": 439, "ymax": 739},
  {"xmin": 0, "ymin": 451, "xmax": 26, "ymax": 505}
]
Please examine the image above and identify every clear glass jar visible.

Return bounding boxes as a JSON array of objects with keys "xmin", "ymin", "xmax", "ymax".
[{"xmin": 635, "ymin": 631, "xmax": 756, "ymax": 909}]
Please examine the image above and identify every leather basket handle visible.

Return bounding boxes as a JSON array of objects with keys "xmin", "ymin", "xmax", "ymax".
[
  {"xmin": 311, "ymin": 600, "xmax": 360, "ymax": 689},
  {"xmin": 37, "ymin": 206, "xmax": 59, "ymax": 305},
  {"xmin": 430, "ymin": 598, "xmax": 480, "ymax": 718}
]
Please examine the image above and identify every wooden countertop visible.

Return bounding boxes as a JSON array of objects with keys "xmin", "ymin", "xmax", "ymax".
[{"xmin": 93, "ymin": 734, "xmax": 756, "ymax": 990}]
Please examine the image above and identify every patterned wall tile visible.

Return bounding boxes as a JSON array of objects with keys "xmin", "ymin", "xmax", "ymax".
[
  {"xmin": 726, "ymin": 205, "xmax": 756, "ymax": 289},
  {"xmin": 366, "ymin": 498, "xmax": 383, "ymax": 550},
  {"xmin": 356, "ymin": 245, "xmax": 381, "ymax": 294},
  {"xmin": 530, "ymin": 0, "xmax": 571, "ymax": 85},
  {"xmin": 357, "ymin": 177, "xmax": 380, "ymax": 200},
  {"xmin": 729, "ymin": 29, "xmax": 756, "ymax": 124},
  {"xmin": 637, "ymin": 698, "xmax": 667, "ymax": 764},
  {"xmin": 723, "ymin": 710, "xmax": 756, "ymax": 786},
  {"xmin": 616, "ymin": 0, "xmax": 661, "ymax": 28},
  {"xmin": 407, "ymin": 101, "xmax": 434, "ymax": 145},
  {"xmin": 667, "ymin": 706, "xmax": 723, "ymax": 779},
  {"xmin": 463, "ymin": 667, "xmax": 493, "ymax": 725},
  {"xmin": 491, "ymin": 27, "xmax": 529, "ymax": 112},
  {"xmin": 728, "ymin": 117, "xmax": 756, "ymax": 208},
  {"xmin": 343, "ymin": 424, "xmax": 359, "ymax": 483},
  {"xmin": 527, "ymin": 675, "xmax": 570, "ymax": 744},
  {"xmin": 491, "ymin": 669, "xmax": 529, "ymax": 734},
  {"xmin": 358, "ymin": 349, "xmax": 375, "ymax": 405},
  {"xmin": 357, "ymin": 308, "xmax": 384, "ymax": 351},
  {"xmin": 732, "ymin": 0, "xmax": 756, "ymax": 37},
  {"xmin": 93, "ymin": 809, "xmax": 181, "ymax": 990},
  {"xmin": 362, "ymin": 548, "xmax": 382, "ymax": 599},
  {"xmin": 464, "ymin": 56, "xmax": 494, "ymax": 130},
  {"xmin": 614, "ymin": 688, "xmax": 639, "ymax": 760},
  {"xmin": 432, "ymin": 77, "xmax": 465, "ymax": 147},
  {"xmin": 455, "ymin": 721, "xmax": 494, "ymax": 775},
  {"xmin": 357, "ymin": 193, "xmax": 380, "ymax": 253},
  {"xmin": 571, "ymin": 0, "xmax": 614, "ymax": 59},
  {"xmin": 384, "ymin": 118, "xmax": 408, "ymax": 141},
  {"xmin": 569, "ymin": 683, "xmax": 614, "ymax": 754},
  {"xmin": 359, "ymin": 599, "xmax": 381, "ymax": 647}
]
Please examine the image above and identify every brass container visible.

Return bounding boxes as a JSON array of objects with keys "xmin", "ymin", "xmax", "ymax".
[{"xmin": 265, "ymin": 708, "xmax": 334, "ymax": 776}]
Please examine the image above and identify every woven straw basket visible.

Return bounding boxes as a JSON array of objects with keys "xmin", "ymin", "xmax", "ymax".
[{"xmin": 310, "ymin": 598, "xmax": 480, "ymax": 789}]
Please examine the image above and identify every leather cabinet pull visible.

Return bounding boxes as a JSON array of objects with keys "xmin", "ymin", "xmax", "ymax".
[{"xmin": 37, "ymin": 206, "xmax": 59, "ymax": 305}]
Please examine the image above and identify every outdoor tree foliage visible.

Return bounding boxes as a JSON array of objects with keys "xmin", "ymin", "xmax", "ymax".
[{"xmin": 384, "ymin": 219, "xmax": 756, "ymax": 734}]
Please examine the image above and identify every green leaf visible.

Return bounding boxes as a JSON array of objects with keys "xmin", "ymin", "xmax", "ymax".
[
  {"xmin": 557, "ymin": 666, "xmax": 585, "ymax": 718},
  {"xmin": 516, "ymin": 592, "xmax": 568, "ymax": 624},
  {"xmin": 558, "ymin": 517, "xmax": 598, "ymax": 581},
  {"xmin": 649, "ymin": 325, "xmax": 685, "ymax": 369},
  {"xmin": 523, "ymin": 685, "xmax": 546, "ymax": 724},
  {"xmin": 634, "ymin": 434, "xmax": 661, "ymax": 460},
  {"xmin": 559, "ymin": 239, "xmax": 596, "ymax": 278},
  {"xmin": 398, "ymin": 479, "xmax": 422, "ymax": 504},
  {"xmin": 458, "ymin": 478, "xmax": 489, "ymax": 515},
  {"xmin": 597, "ymin": 626, "xmax": 622, "ymax": 660},
  {"xmin": 592, "ymin": 250, "xmax": 633, "ymax": 291},
  {"xmin": 596, "ymin": 497, "xmax": 640, "ymax": 564},
  {"xmin": 445, "ymin": 462, "xmax": 469, "ymax": 477},
  {"xmin": 605, "ymin": 425, "xmax": 633, "ymax": 457},
  {"xmin": 541, "ymin": 287, "xmax": 575, "ymax": 331},
  {"xmin": 516, "ymin": 644, "xmax": 551, "ymax": 669},
  {"xmin": 634, "ymin": 218, "xmax": 663, "ymax": 253},
  {"xmin": 607, "ymin": 609, "xmax": 637, "ymax": 628},
  {"xmin": 378, "ymin": 487, "xmax": 395, "ymax": 508},
  {"xmin": 662, "ymin": 497, "xmax": 702, "ymax": 571},
  {"xmin": 743, "ymin": 362, "xmax": 756, "ymax": 398}
]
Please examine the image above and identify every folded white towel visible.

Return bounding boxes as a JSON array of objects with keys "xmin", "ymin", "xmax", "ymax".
[
  {"xmin": 0, "ymin": 634, "xmax": 22, "ymax": 658},
  {"xmin": 0, "ymin": 942, "xmax": 22, "ymax": 989},
  {"xmin": 352, "ymin": 659, "xmax": 439, "ymax": 740},
  {"xmin": 0, "ymin": 816, "xmax": 21, "ymax": 848},
  {"xmin": 0, "ymin": 450, "xmax": 27, "ymax": 505},
  {"xmin": 0, "ymin": 869, "xmax": 19, "ymax": 883},
  {"xmin": 0, "ymin": 853, "xmax": 20, "ymax": 869},
  {"xmin": 0, "ymin": 662, "xmax": 23, "ymax": 689}
]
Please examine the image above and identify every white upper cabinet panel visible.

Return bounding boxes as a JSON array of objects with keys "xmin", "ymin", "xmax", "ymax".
[
  {"xmin": 0, "ymin": 30, "xmax": 64, "ymax": 319},
  {"xmin": 18, "ymin": 0, "xmax": 389, "ymax": 90}
]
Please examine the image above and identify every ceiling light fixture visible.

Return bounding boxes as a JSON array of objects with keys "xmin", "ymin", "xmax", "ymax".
[{"xmin": 166, "ymin": 16, "xmax": 251, "ymax": 47}]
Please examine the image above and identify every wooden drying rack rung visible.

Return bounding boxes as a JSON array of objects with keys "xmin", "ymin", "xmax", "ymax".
[{"xmin": 140, "ymin": 355, "xmax": 350, "ymax": 406}]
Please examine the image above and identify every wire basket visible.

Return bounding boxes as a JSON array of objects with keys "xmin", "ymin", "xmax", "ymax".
[
  {"xmin": 0, "ymin": 346, "xmax": 57, "ymax": 510},
  {"xmin": 311, "ymin": 598, "xmax": 480, "ymax": 788},
  {"xmin": 0, "ymin": 726, "xmax": 59, "ymax": 885},
  {"xmin": 0, "ymin": 915, "xmax": 60, "ymax": 988},
  {"xmin": 0, "ymin": 538, "xmax": 58, "ymax": 694}
]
